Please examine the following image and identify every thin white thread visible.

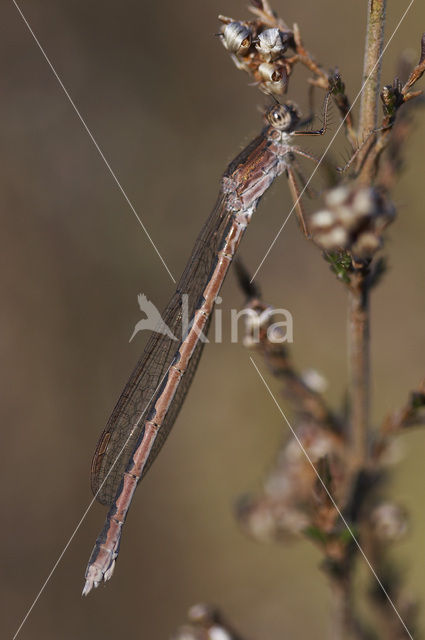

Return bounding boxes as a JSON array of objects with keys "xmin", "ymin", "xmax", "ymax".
[
  {"xmin": 12, "ymin": 0, "xmax": 176, "ymax": 284},
  {"xmin": 250, "ymin": 356, "xmax": 414, "ymax": 640},
  {"xmin": 251, "ymin": 0, "xmax": 416, "ymax": 282}
]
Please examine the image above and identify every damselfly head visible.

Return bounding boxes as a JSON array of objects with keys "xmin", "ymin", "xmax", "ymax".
[{"xmin": 266, "ymin": 101, "xmax": 300, "ymax": 132}]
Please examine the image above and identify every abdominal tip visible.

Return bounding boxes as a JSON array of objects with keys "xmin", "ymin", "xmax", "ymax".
[
  {"xmin": 82, "ymin": 579, "xmax": 96, "ymax": 596},
  {"xmin": 104, "ymin": 559, "xmax": 116, "ymax": 582}
]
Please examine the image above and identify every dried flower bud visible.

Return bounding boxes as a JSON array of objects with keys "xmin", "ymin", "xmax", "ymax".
[
  {"xmin": 352, "ymin": 188, "xmax": 377, "ymax": 215},
  {"xmin": 314, "ymin": 226, "xmax": 348, "ymax": 251},
  {"xmin": 171, "ymin": 627, "xmax": 204, "ymax": 640},
  {"xmin": 221, "ymin": 22, "xmax": 251, "ymax": 56},
  {"xmin": 258, "ymin": 61, "xmax": 283, "ymax": 83},
  {"xmin": 301, "ymin": 368, "xmax": 328, "ymax": 394},
  {"xmin": 351, "ymin": 232, "xmax": 381, "ymax": 258},
  {"xmin": 242, "ymin": 335, "xmax": 258, "ymax": 349},
  {"xmin": 312, "ymin": 185, "xmax": 395, "ymax": 258},
  {"xmin": 325, "ymin": 185, "xmax": 350, "ymax": 208},
  {"xmin": 370, "ymin": 502, "xmax": 408, "ymax": 542},
  {"xmin": 256, "ymin": 28, "xmax": 288, "ymax": 61},
  {"xmin": 310, "ymin": 210, "xmax": 335, "ymax": 229},
  {"xmin": 236, "ymin": 494, "xmax": 309, "ymax": 542},
  {"xmin": 188, "ymin": 604, "xmax": 216, "ymax": 625},
  {"xmin": 261, "ymin": 78, "xmax": 287, "ymax": 97},
  {"xmin": 243, "ymin": 312, "xmax": 262, "ymax": 331},
  {"xmin": 172, "ymin": 604, "xmax": 238, "ymax": 640},
  {"xmin": 208, "ymin": 626, "xmax": 231, "ymax": 640}
]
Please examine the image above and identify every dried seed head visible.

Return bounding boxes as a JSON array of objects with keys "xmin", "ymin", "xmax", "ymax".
[
  {"xmin": 257, "ymin": 62, "xmax": 288, "ymax": 97},
  {"xmin": 351, "ymin": 232, "xmax": 381, "ymax": 258},
  {"xmin": 277, "ymin": 509, "xmax": 311, "ymax": 536},
  {"xmin": 221, "ymin": 22, "xmax": 252, "ymax": 56},
  {"xmin": 188, "ymin": 604, "xmax": 217, "ymax": 625},
  {"xmin": 301, "ymin": 368, "xmax": 328, "ymax": 394},
  {"xmin": 206, "ymin": 625, "xmax": 232, "ymax": 640},
  {"xmin": 267, "ymin": 324, "xmax": 285, "ymax": 342},
  {"xmin": 310, "ymin": 209, "xmax": 336, "ymax": 229},
  {"xmin": 243, "ymin": 312, "xmax": 262, "ymax": 331},
  {"xmin": 171, "ymin": 626, "xmax": 204, "ymax": 640},
  {"xmin": 312, "ymin": 185, "xmax": 395, "ymax": 258},
  {"xmin": 370, "ymin": 503, "xmax": 408, "ymax": 543},
  {"xmin": 242, "ymin": 335, "xmax": 257, "ymax": 349},
  {"xmin": 256, "ymin": 28, "xmax": 288, "ymax": 61},
  {"xmin": 326, "ymin": 185, "xmax": 351, "ymax": 208},
  {"xmin": 236, "ymin": 497, "xmax": 280, "ymax": 542},
  {"xmin": 236, "ymin": 493, "xmax": 310, "ymax": 541},
  {"xmin": 352, "ymin": 188, "xmax": 376, "ymax": 215},
  {"xmin": 258, "ymin": 61, "xmax": 283, "ymax": 83},
  {"xmin": 314, "ymin": 227, "xmax": 349, "ymax": 251}
]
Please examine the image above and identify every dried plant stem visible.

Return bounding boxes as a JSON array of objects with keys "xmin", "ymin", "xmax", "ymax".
[
  {"xmin": 348, "ymin": 274, "xmax": 370, "ymax": 468},
  {"xmin": 359, "ymin": 0, "xmax": 387, "ymax": 136},
  {"xmin": 349, "ymin": 0, "xmax": 386, "ymax": 467},
  {"xmin": 357, "ymin": 0, "xmax": 387, "ymax": 180},
  {"xmin": 329, "ymin": 577, "xmax": 355, "ymax": 640}
]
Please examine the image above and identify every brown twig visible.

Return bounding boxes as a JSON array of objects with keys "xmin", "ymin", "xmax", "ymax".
[
  {"xmin": 172, "ymin": 604, "xmax": 248, "ymax": 640},
  {"xmin": 329, "ymin": 576, "xmax": 356, "ymax": 640},
  {"xmin": 372, "ymin": 379, "xmax": 425, "ymax": 460},
  {"xmin": 402, "ymin": 33, "xmax": 425, "ymax": 96},
  {"xmin": 357, "ymin": 0, "xmax": 387, "ymax": 181}
]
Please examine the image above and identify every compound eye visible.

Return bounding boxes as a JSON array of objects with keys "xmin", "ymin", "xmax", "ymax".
[
  {"xmin": 267, "ymin": 106, "xmax": 290, "ymax": 130},
  {"xmin": 272, "ymin": 109, "xmax": 284, "ymax": 123}
]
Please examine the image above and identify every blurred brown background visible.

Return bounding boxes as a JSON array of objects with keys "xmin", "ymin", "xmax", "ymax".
[{"xmin": 1, "ymin": 1, "xmax": 425, "ymax": 638}]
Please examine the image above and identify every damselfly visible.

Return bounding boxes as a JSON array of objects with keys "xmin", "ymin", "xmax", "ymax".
[{"xmin": 83, "ymin": 92, "xmax": 331, "ymax": 594}]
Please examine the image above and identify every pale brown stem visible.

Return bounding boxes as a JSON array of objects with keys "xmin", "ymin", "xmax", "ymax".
[
  {"xmin": 357, "ymin": 0, "xmax": 387, "ymax": 181},
  {"xmin": 349, "ymin": 0, "xmax": 385, "ymax": 465},
  {"xmin": 348, "ymin": 274, "xmax": 370, "ymax": 467},
  {"xmin": 330, "ymin": 578, "xmax": 354, "ymax": 640},
  {"xmin": 328, "ymin": 573, "xmax": 369, "ymax": 640}
]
